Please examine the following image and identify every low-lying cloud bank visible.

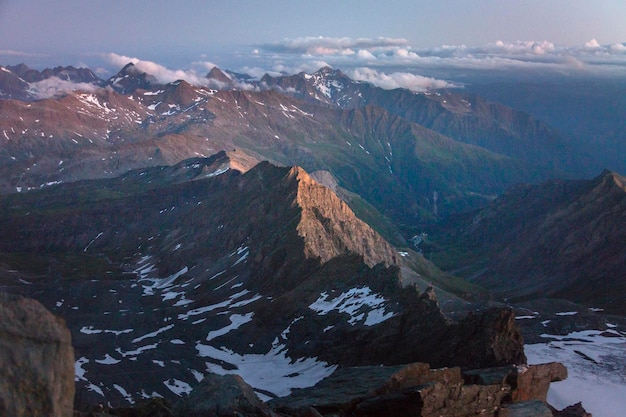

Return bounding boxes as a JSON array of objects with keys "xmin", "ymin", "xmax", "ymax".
[
  {"xmin": 348, "ymin": 68, "xmax": 460, "ymax": 91},
  {"xmin": 28, "ymin": 77, "xmax": 99, "ymax": 99},
  {"xmin": 105, "ymin": 53, "xmax": 258, "ymax": 90},
  {"xmin": 255, "ymin": 36, "xmax": 626, "ymax": 79}
]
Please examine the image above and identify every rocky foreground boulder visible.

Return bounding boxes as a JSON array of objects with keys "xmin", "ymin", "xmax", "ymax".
[
  {"xmin": 269, "ymin": 362, "xmax": 569, "ymax": 417},
  {"xmin": 77, "ymin": 361, "xmax": 583, "ymax": 417},
  {"xmin": 0, "ymin": 293, "xmax": 75, "ymax": 417}
]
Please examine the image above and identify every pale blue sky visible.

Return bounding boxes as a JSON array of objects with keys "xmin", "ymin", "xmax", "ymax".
[{"xmin": 0, "ymin": 0, "xmax": 625, "ymax": 80}]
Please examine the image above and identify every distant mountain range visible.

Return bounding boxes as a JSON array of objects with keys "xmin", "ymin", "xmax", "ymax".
[{"xmin": 0, "ymin": 63, "xmax": 588, "ymax": 226}]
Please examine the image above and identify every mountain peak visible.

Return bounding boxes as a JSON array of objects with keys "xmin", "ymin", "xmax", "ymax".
[
  {"xmin": 107, "ymin": 63, "xmax": 158, "ymax": 94},
  {"xmin": 315, "ymin": 66, "xmax": 340, "ymax": 76},
  {"xmin": 591, "ymin": 168, "xmax": 626, "ymax": 195},
  {"xmin": 287, "ymin": 165, "xmax": 398, "ymax": 268},
  {"xmin": 207, "ymin": 67, "xmax": 233, "ymax": 84}
]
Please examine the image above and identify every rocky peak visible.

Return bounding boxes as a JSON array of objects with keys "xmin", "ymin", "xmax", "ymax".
[
  {"xmin": 40, "ymin": 65, "xmax": 101, "ymax": 84},
  {"xmin": 106, "ymin": 62, "xmax": 159, "ymax": 94},
  {"xmin": 289, "ymin": 165, "xmax": 398, "ymax": 268},
  {"xmin": 595, "ymin": 168, "xmax": 625, "ymax": 192},
  {"xmin": 6, "ymin": 63, "xmax": 41, "ymax": 82},
  {"xmin": 313, "ymin": 66, "xmax": 346, "ymax": 79},
  {"xmin": 206, "ymin": 66, "xmax": 234, "ymax": 89},
  {"xmin": 0, "ymin": 65, "xmax": 30, "ymax": 99}
]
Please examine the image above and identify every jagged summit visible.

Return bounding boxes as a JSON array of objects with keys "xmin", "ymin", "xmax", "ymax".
[
  {"xmin": 596, "ymin": 168, "xmax": 626, "ymax": 191},
  {"xmin": 206, "ymin": 66, "xmax": 234, "ymax": 88},
  {"xmin": 6, "ymin": 63, "xmax": 100, "ymax": 84},
  {"xmin": 106, "ymin": 62, "xmax": 159, "ymax": 93},
  {"xmin": 312, "ymin": 65, "xmax": 348, "ymax": 78}
]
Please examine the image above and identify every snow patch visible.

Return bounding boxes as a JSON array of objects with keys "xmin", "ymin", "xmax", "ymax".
[
  {"xmin": 526, "ymin": 329, "xmax": 626, "ymax": 417},
  {"xmin": 196, "ymin": 343, "xmax": 337, "ymax": 398},
  {"xmin": 309, "ymin": 287, "xmax": 395, "ymax": 326},
  {"xmin": 205, "ymin": 312, "xmax": 254, "ymax": 341},
  {"xmin": 163, "ymin": 379, "xmax": 193, "ymax": 396},
  {"xmin": 95, "ymin": 354, "xmax": 121, "ymax": 365}
]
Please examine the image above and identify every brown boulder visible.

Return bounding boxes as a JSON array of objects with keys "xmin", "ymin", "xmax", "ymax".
[
  {"xmin": 509, "ymin": 363, "xmax": 568, "ymax": 403},
  {"xmin": 0, "ymin": 293, "xmax": 75, "ymax": 417},
  {"xmin": 174, "ymin": 373, "xmax": 267, "ymax": 417}
]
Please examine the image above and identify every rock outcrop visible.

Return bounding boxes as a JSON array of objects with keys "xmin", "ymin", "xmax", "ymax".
[
  {"xmin": 313, "ymin": 305, "xmax": 526, "ymax": 370},
  {"xmin": 269, "ymin": 361, "xmax": 573, "ymax": 417},
  {"xmin": 0, "ymin": 293, "xmax": 75, "ymax": 417},
  {"xmin": 174, "ymin": 374, "xmax": 266, "ymax": 417}
]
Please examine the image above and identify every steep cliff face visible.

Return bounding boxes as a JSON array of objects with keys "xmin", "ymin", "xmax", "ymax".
[
  {"xmin": 292, "ymin": 166, "xmax": 397, "ymax": 267},
  {"xmin": 0, "ymin": 293, "xmax": 75, "ymax": 417}
]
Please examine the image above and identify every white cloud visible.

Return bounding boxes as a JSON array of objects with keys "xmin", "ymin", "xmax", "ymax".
[
  {"xmin": 609, "ymin": 43, "xmax": 626, "ymax": 53},
  {"xmin": 106, "ymin": 53, "xmax": 211, "ymax": 85},
  {"xmin": 250, "ymin": 37, "xmax": 626, "ymax": 80},
  {"xmin": 356, "ymin": 50, "xmax": 376, "ymax": 60},
  {"xmin": 584, "ymin": 38, "xmax": 601, "ymax": 49},
  {"xmin": 191, "ymin": 60, "xmax": 221, "ymax": 73},
  {"xmin": 104, "ymin": 53, "xmax": 262, "ymax": 90},
  {"xmin": 263, "ymin": 36, "xmax": 409, "ymax": 55},
  {"xmin": 28, "ymin": 77, "xmax": 99, "ymax": 99},
  {"xmin": 349, "ymin": 68, "xmax": 459, "ymax": 92}
]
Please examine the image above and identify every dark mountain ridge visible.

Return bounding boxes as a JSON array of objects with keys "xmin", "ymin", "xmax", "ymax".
[{"xmin": 431, "ymin": 169, "xmax": 626, "ymax": 314}]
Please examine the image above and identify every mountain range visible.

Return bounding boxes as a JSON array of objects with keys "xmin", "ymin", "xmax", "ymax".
[
  {"xmin": 1, "ymin": 61, "xmax": 624, "ymax": 415},
  {"xmin": 0, "ymin": 63, "xmax": 583, "ymax": 226},
  {"xmin": 430, "ymin": 169, "xmax": 626, "ymax": 313}
]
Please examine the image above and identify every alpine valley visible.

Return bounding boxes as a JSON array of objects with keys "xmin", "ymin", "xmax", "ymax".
[{"xmin": 0, "ymin": 62, "xmax": 624, "ymax": 417}]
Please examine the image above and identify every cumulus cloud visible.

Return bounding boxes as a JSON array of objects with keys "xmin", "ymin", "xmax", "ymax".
[
  {"xmin": 349, "ymin": 68, "xmax": 460, "ymax": 92},
  {"xmin": 28, "ymin": 77, "xmax": 99, "ymax": 99},
  {"xmin": 609, "ymin": 43, "xmax": 626, "ymax": 53},
  {"xmin": 106, "ymin": 53, "xmax": 212, "ymax": 85},
  {"xmin": 584, "ymin": 38, "xmax": 601, "ymax": 49}
]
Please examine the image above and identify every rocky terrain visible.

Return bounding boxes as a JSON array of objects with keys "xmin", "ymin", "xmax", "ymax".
[
  {"xmin": 0, "ymin": 291, "xmax": 580, "ymax": 417},
  {"xmin": 0, "ymin": 293, "xmax": 75, "ymax": 417},
  {"xmin": 0, "ymin": 156, "xmax": 527, "ymax": 409}
]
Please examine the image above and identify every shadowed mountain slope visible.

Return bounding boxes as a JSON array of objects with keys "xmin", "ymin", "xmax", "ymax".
[{"xmin": 432, "ymin": 169, "xmax": 626, "ymax": 314}]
